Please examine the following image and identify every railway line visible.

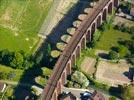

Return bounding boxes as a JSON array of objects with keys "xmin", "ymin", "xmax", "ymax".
[{"xmin": 41, "ymin": 0, "xmax": 119, "ymax": 99}]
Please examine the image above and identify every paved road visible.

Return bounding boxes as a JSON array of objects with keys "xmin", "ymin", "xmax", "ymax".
[
  {"xmin": 62, "ymin": 87, "xmax": 119, "ymax": 100},
  {"xmin": 62, "ymin": 87, "xmax": 94, "ymax": 99}
]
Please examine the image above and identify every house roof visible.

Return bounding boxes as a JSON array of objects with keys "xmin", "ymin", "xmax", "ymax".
[
  {"xmin": 0, "ymin": 82, "xmax": 5, "ymax": 92},
  {"xmin": 88, "ymin": 91, "xmax": 105, "ymax": 100},
  {"xmin": 59, "ymin": 92, "xmax": 76, "ymax": 100}
]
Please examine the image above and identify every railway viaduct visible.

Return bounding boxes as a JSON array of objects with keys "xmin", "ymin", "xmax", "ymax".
[{"xmin": 41, "ymin": 0, "xmax": 119, "ymax": 99}]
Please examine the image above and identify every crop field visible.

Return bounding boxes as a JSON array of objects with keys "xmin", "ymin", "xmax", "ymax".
[{"xmin": 0, "ymin": 0, "xmax": 52, "ymax": 53}]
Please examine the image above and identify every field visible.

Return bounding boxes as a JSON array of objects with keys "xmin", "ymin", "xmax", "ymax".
[
  {"xmin": 0, "ymin": 0, "xmax": 52, "ymax": 53},
  {"xmin": 95, "ymin": 28, "xmax": 132, "ymax": 51}
]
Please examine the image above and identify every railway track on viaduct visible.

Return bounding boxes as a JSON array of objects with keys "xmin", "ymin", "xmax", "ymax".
[{"xmin": 41, "ymin": 0, "xmax": 119, "ymax": 100}]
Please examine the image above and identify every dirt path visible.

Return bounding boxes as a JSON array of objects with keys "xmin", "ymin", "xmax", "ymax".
[{"xmin": 39, "ymin": 0, "xmax": 78, "ymax": 37}]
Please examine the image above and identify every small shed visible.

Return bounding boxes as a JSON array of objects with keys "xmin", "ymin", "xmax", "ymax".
[
  {"xmin": 130, "ymin": 6, "xmax": 134, "ymax": 16},
  {"xmin": 0, "ymin": 82, "xmax": 6, "ymax": 93}
]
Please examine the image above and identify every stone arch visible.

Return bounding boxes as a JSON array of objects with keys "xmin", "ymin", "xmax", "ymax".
[
  {"xmin": 114, "ymin": 0, "xmax": 118, "ymax": 7},
  {"xmin": 71, "ymin": 54, "xmax": 75, "ymax": 67},
  {"xmin": 76, "ymin": 46, "xmax": 80, "ymax": 58},
  {"xmin": 96, "ymin": 15, "xmax": 102, "ymax": 28},
  {"xmin": 86, "ymin": 30, "xmax": 91, "ymax": 42},
  {"xmin": 108, "ymin": 2, "xmax": 113, "ymax": 14},
  {"xmin": 81, "ymin": 36, "xmax": 86, "ymax": 50},
  {"xmin": 62, "ymin": 72, "xmax": 66, "ymax": 85},
  {"xmin": 57, "ymin": 82, "xmax": 62, "ymax": 94},
  {"xmin": 91, "ymin": 23, "xmax": 96, "ymax": 40},
  {"xmin": 102, "ymin": 8, "xmax": 107, "ymax": 21},
  {"xmin": 66, "ymin": 62, "xmax": 71, "ymax": 75}
]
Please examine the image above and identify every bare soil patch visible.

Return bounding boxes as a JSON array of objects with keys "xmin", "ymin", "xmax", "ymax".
[
  {"xmin": 96, "ymin": 60, "xmax": 132, "ymax": 86},
  {"xmin": 81, "ymin": 57, "xmax": 96, "ymax": 74}
]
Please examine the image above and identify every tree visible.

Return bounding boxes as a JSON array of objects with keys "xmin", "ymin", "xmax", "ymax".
[
  {"xmin": 71, "ymin": 71, "xmax": 89, "ymax": 87},
  {"xmin": 10, "ymin": 52, "xmax": 24, "ymax": 69},
  {"xmin": 0, "ymin": 49, "xmax": 13, "ymax": 65},
  {"xmin": 0, "ymin": 72, "xmax": 7, "ymax": 80},
  {"xmin": 109, "ymin": 50, "xmax": 119, "ymax": 60},
  {"xmin": 122, "ymin": 85, "xmax": 134, "ymax": 100},
  {"xmin": 117, "ymin": 45, "xmax": 129, "ymax": 58},
  {"xmin": 109, "ymin": 96, "xmax": 116, "ymax": 100},
  {"xmin": 35, "ymin": 52, "xmax": 43, "ymax": 66}
]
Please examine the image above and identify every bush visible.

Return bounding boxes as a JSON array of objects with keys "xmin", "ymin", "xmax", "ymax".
[
  {"xmin": 109, "ymin": 96, "xmax": 116, "ymax": 100},
  {"xmin": 117, "ymin": 45, "xmax": 129, "ymax": 58},
  {"xmin": 129, "ymin": 58, "xmax": 134, "ymax": 65},
  {"xmin": 0, "ymin": 72, "xmax": 7, "ymax": 79},
  {"xmin": 71, "ymin": 71, "xmax": 89, "ymax": 87},
  {"xmin": 0, "ymin": 50, "xmax": 35, "ymax": 70},
  {"xmin": 122, "ymin": 85, "xmax": 134, "ymax": 100},
  {"xmin": 109, "ymin": 50, "xmax": 119, "ymax": 60}
]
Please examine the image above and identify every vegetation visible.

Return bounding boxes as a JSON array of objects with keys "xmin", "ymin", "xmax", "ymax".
[
  {"xmin": 114, "ymin": 24, "xmax": 134, "ymax": 34},
  {"xmin": 122, "ymin": 85, "xmax": 134, "ymax": 100},
  {"xmin": 0, "ymin": 50, "xmax": 34, "ymax": 69},
  {"xmin": 109, "ymin": 96, "xmax": 117, "ymax": 100},
  {"xmin": 0, "ymin": 64, "xmax": 23, "ymax": 81},
  {"xmin": 0, "ymin": 0, "xmax": 52, "ymax": 53},
  {"xmin": 35, "ymin": 67, "xmax": 53, "ymax": 86},
  {"xmin": 119, "ymin": 0, "xmax": 132, "ymax": 13},
  {"xmin": 109, "ymin": 50, "xmax": 119, "ymax": 60},
  {"xmin": 71, "ymin": 71, "xmax": 89, "ymax": 88},
  {"xmin": 95, "ymin": 28, "xmax": 132, "ymax": 51}
]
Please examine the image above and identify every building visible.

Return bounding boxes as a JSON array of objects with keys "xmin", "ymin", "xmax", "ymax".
[
  {"xmin": 88, "ymin": 91, "xmax": 106, "ymax": 100},
  {"xmin": 130, "ymin": 6, "xmax": 134, "ymax": 16},
  {"xmin": 59, "ymin": 92, "xmax": 76, "ymax": 100},
  {"xmin": 0, "ymin": 82, "xmax": 6, "ymax": 93}
]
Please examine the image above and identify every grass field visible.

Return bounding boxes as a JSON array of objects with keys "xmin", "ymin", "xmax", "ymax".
[
  {"xmin": 0, "ymin": 0, "xmax": 52, "ymax": 53},
  {"xmin": 95, "ymin": 28, "xmax": 132, "ymax": 50}
]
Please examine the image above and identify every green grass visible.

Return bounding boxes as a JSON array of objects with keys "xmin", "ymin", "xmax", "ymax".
[
  {"xmin": 0, "ymin": 0, "xmax": 52, "ymax": 53},
  {"xmin": 0, "ymin": 64, "xmax": 24, "ymax": 81},
  {"xmin": 0, "ymin": 26, "xmax": 37, "ymax": 52},
  {"xmin": 95, "ymin": 28, "xmax": 132, "ymax": 50}
]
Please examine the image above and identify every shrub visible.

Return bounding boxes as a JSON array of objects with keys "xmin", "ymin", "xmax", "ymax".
[
  {"xmin": 109, "ymin": 96, "xmax": 116, "ymax": 100},
  {"xmin": 122, "ymin": 85, "xmax": 134, "ymax": 100},
  {"xmin": 0, "ymin": 72, "xmax": 7, "ymax": 79},
  {"xmin": 109, "ymin": 50, "xmax": 119, "ymax": 60},
  {"xmin": 71, "ymin": 71, "xmax": 89, "ymax": 87},
  {"xmin": 117, "ymin": 45, "xmax": 129, "ymax": 58}
]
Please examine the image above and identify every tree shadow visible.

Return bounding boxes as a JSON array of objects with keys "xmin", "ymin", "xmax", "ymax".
[
  {"xmin": 98, "ymin": 53, "xmax": 109, "ymax": 59},
  {"xmin": 35, "ymin": 0, "xmax": 92, "ymax": 66},
  {"xmin": 123, "ymin": 67, "xmax": 134, "ymax": 81},
  {"xmin": 109, "ymin": 85, "xmax": 122, "ymax": 99},
  {"xmin": 13, "ymin": 66, "xmax": 43, "ymax": 100},
  {"xmin": 13, "ymin": 0, "xmax": 92, "ymax": 99}
]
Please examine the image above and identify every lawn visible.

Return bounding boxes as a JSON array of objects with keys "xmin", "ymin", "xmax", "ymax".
[
  {"xmin": 0, "ymin": 64, "xmax": 24, "ymax": 81},
  {"xmin": 0, "ymin": 0, "xmax": 52, "ymax": 53},
  {"xmin": 95, "ymin": 28, "xmax": 132, "ymax": 51}
]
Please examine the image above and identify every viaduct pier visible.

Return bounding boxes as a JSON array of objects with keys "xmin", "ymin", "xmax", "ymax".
[{"xmin": 41, "ymin": 0, "xmax": 119, "ymax": 99}]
